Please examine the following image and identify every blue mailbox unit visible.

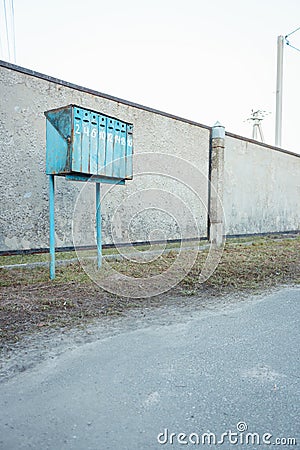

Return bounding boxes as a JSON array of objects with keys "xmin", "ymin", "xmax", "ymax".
[{"xmin": 45, "ymin": 104, "xmax": 133, "ymax": 279}]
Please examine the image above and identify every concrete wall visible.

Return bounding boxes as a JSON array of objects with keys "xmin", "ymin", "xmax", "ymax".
[
  {"xmin": 223, "ymin": 135, "xmax": 300, "ymax": 235},
  {"xmin": 0, "ymin": 62, "xmax": 210, "ymax": 251},
  {"xmin": 0, "ymin": 61, "xmax": 299, "ymax": 253}
]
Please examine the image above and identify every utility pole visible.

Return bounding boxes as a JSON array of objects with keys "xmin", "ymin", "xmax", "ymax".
[{"xmin": 275, "ymin": 35, "xmax": 284, "ymax": 147}]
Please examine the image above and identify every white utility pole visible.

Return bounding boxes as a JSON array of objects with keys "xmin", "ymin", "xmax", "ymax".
[{"xmin": 275, "ymin": 35, "xmax": 284, "ymax": 147}]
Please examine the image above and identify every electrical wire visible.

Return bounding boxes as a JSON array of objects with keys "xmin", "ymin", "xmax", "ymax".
[
  {"xmin": 3, "ymin": 0, "xmax": 11, "ymax": 61},
  {"xmin": 286, "ymin": 41, "xmax": 300, "ymax": 53},
  {"xmin": 0, "ymin": 18, "xmax": 3, "ymax": 59},
  {"xmin": 285, "ymin": 26, "xmax": 300, "ymax": 54},
  {"xmin": 0, "ymin": 1, "xmax": 5, "ymax": 59},
  {"xmin": 11, "ymin": 0, "xmax": 16, "ymax": 62},
  {"xmin": 285, "ymin": 26, "xmax": 300, "ymax": 38}
]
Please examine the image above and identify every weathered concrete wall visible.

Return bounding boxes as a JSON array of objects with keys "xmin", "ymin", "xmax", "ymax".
[
  {"xmin": 0, "ymin": 62, "xmax": 210, "ymax": 251},
  {"xmin": 1, "ymin": 62, "xmax": 299, "ymax": 252},
  {"xmin": 223, "ymin": 135, "xmax": 300, "ymax": 234}
]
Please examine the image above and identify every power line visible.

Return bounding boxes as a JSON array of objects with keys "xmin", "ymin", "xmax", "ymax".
[
  {"xmin": 0, "ymin": 1, "xmax": 4, "ymax": 59},
  {"xmin": 3, "ymin": 0, "xmax": 11, "ymax": 61},
  {"xmin": 0, "ymin": 19, "xmax": 3, "ymax": 59},
  {"xmin": 11, "ymin": 0, "xmax": 16, "ymax": 62},
  {"xmin": 285, "ymin": 26, "xmax": 300, "ymax": 38},
  {"xmin": 284, "ymin": 25, "xmax": 300, "ymax": 54},
  {"xmin": 286, "ymin": 41, "xmax": 300, "ymax": 53},
  {"xmin": 1, "ymin": 0, "xmax": 16, "ymax": 62}
]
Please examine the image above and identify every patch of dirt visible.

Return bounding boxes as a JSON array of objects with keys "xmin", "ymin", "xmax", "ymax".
[
  {"xmin": 0, "ymin": 236, "xmax": 299, "ymax": 359},
  {"xmin": 0, "ymin": 286, "xmax": 283, "ymax": 383},
  {"xmin": 0, "ymin": 280, "xmax": 217, "ymax": 350}
]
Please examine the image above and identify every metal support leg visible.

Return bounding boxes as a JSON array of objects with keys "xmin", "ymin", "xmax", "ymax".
[
  {"xmin": 49, "ymin": 174, "xmax": 55, "ymax": 279},
  {"xmin": 96, "ymin": 182, "xmax": 102, "ymax": 269}
]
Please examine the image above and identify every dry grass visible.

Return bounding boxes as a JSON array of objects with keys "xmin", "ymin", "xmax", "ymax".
[
  {"xmin": 0, "ymin": 235, "xmax": 299, "ymax": 349},
  {"xmin": 182, "ymin": 238, "xmax": 300, "ymax": 293}
]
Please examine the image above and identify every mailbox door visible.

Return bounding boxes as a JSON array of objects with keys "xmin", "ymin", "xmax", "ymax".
[{"xmin": 70, "ymin": 105, "xmax": 133, "ymax": 179}]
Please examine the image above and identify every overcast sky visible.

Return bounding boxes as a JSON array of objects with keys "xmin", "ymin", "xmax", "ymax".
[{"xmin": 1, "ymin": 0, "xmax": 300, "ymax": 152}]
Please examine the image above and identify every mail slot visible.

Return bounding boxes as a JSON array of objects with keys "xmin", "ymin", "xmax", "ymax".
[{"xmin": 45, "ymin": 104, "xmax": 133, "ymax": 181}]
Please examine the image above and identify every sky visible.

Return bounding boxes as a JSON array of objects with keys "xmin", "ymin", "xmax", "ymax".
[{"xmin": 1, "ymin": 0, "xmax": 300, "ymax": 153}]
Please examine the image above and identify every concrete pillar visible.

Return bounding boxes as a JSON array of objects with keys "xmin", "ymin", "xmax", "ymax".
[{"xmin": 209, "ymin": 122, "xmax": 225, "ymax": 246}]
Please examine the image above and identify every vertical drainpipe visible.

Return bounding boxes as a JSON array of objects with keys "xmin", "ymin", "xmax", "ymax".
[{"xmin": 209, "ymin": 122, "xmax": 225, "ymax": 246}]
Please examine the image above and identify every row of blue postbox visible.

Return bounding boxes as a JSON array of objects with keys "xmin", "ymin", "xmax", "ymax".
[{"xmin": 45, "ymin": 105, "xmax": 133, "ymax": 180}]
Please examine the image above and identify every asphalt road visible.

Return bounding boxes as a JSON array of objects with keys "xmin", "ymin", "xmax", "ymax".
[{"xmin": 0, "ymin": 287, "xmax": 299, "ymax": 450}]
